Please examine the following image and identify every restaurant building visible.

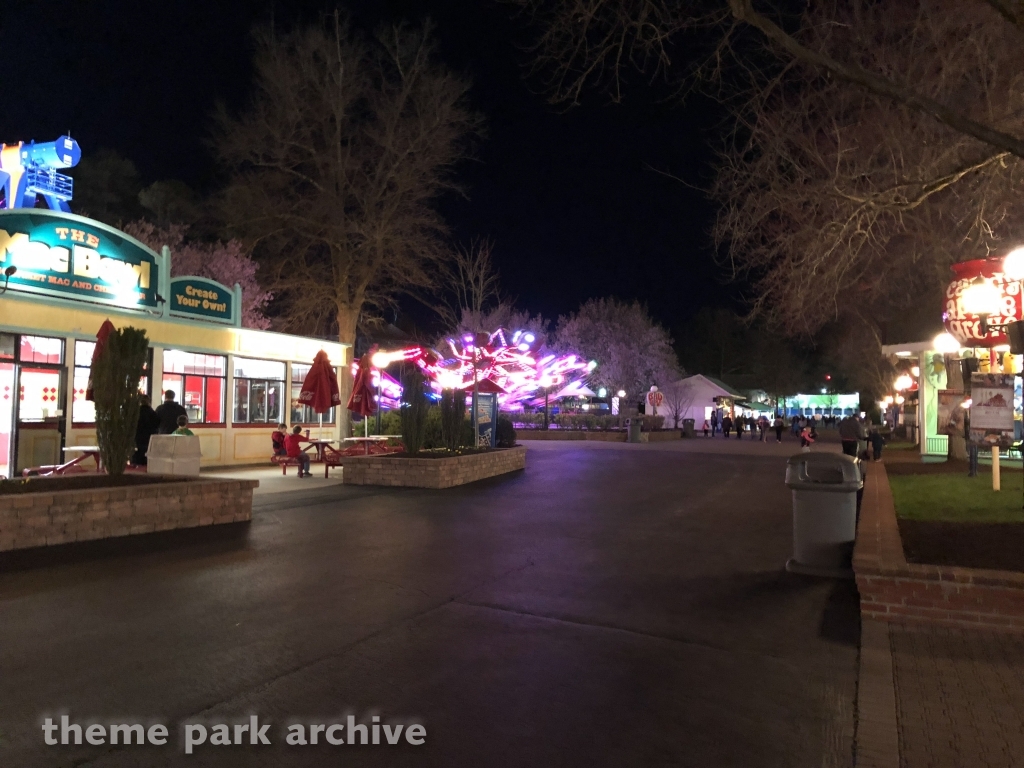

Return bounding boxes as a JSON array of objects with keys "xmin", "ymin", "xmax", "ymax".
[{"xmin": 0, "ymin": 208, "xmax": 348, "ymax": 476}]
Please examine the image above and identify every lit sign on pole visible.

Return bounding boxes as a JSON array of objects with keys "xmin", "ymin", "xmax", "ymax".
[{"xmin": 0, "ymin": 210, "xmax": 159, "ymax": 310}]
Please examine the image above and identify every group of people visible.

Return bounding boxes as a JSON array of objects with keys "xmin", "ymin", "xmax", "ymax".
[
  {"xmin": 699, "ymin": 409, "xmax": 887, "ymax": 459},
  {"xmin": 132, "ymin": 390, "xmax": 197, "ymax": 466},
  {"xmin": 704, "ymin": 412, "xmax": 786, "ymax": 443},
  {"xmin": 272, "ymin": 423, "xmax": 314, "ymax": 478}
]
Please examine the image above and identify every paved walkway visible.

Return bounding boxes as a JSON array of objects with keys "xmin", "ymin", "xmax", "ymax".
[{"xmin": 1, "ymin": 437, "xmax": 856, "ymax": 767}]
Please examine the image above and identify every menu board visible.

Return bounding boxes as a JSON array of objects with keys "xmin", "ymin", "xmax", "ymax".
[{"xmin": 970, "ymin": 373, "xmax": 1016, "ymax": 448}]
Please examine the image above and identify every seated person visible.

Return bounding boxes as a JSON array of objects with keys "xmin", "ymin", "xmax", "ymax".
[
  {"xmin": 172, "ymin": 414, "xmax": 195, "ymax": 436},
  {"xmin": 284, "ymin": 425, "xmax": 311, "ymax": 478},
  {"xmin": 272, "ymin": 423, "xmax": 288, "ymax": 456}
]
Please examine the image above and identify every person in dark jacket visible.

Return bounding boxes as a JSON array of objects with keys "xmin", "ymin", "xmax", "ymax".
[
  {"xmin": 735, "ymin": 414, "xmax": 744, "ymax": 438},
  {"xmin": 132, "ymin": 394, "xmax": 161, "ymax": 465},
  {"xmin": 155, "ymin": 390, "xmax": 188, "ymax": 435},
  {"xmin": 721, "ymin": 415, "xmax": 733, "ymax": 437}
]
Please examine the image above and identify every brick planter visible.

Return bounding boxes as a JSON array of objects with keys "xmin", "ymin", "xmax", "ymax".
[
  {"xmin": 853, "ymin": 462, "xmax": 1024, "ymax": 631},
  {"xmin": 342, "ymin": 445, "xmax": 527, "ymax": 489},
  {"xmin": 0, "ymin": 476, "xmax": 258, "ymax": 552}
]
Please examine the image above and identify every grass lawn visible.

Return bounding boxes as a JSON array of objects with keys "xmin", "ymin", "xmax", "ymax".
[
  {"xmin": 890, "ymin": 473, "xmax": 1024, "ymax": 523},
  {"xmin": 886, "ymin": 441, "xmax": 918, "ymax": 451}
]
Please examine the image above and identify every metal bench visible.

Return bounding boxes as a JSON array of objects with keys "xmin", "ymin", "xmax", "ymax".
[{"xmin": 271, "ymin": 454, "xmax": 305, "ymax": 475}]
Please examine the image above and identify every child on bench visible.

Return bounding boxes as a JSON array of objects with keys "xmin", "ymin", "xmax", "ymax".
[
  {"xmin": 284, "ymin": 425, "xmax": 311, "ymax": 478},
  {"xmin": 272, "ymin": 423, "xmax": 287, "ymax": 456}
]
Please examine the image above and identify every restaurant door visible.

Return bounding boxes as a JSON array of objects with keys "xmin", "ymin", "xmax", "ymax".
[
  {"xmin": 0, "ymin": 334, "xmax": 67, "ymax": 478},
  {"xmin": 15, "ymin": 365, "xmax": 67, "ymax": 475}
]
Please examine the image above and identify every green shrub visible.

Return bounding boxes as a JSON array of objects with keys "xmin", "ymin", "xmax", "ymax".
[
  {"xmin": 422, "ymin": 407, "xmax": 442, "ymax": 449},
  {"xmin": 641, "ymin": 415, "xmax": 665, "ymax": 431},
  {"xmin": 377, "ymin": 410, "xmax": 402, "ymax": 435},
  {"xmin": 460, "ymin": 417, "xmax": 475, "ymax": 448},
  {"xmin": 93, "ymin": 326, "xmax": 149, "ymax": 476},
  {"xmin": 399, "ymin": 369, "xmax": 430, "ymax": 454},
  {"xmin": 495, "ymin": 415, "xmax": 516, "ymax": 447},
  {"xmin": 440, "ymin": 389, "xmax": 466, "ymax": 452}
]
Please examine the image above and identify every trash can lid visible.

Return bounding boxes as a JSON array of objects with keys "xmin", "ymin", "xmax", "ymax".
[{"xmin": 785, "ymin": 452, "xmax": 862, "ymax": 491}]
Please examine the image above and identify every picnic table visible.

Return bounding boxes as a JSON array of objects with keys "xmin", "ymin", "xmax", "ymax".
[
  {"xmin": 23, "ymin": 445, "xmax": 102, "ymax": 477},
  {"xmin": 302, "ymin": 439, "xmax": 340, "ymax": 463},
  {"xmin": 340, "ymin": 436, "xmax": 395, "ymax": 456}
]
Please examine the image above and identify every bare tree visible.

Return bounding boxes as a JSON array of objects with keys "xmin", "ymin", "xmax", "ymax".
[
  {"xmin": 436, "ymin": 238, "xmax": 502, "ymax": 330},
  {"xmin": 510, "ymin": 0, "xmax": 1024, "ymax": 159},
  {"xmin": 660, "ymin": 377, "xmax": 700, "ymax": 428},
  {"xmin": 213, "ymin": 15, "xmax": 482, "ymax": 424},
  {"xmin": 512, "ymin": 0, "xmax": 1024, "ymax": 381}
]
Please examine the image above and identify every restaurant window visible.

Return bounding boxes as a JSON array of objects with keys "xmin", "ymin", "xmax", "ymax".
[
  {"xmin": 162, "ymin": 350, "xmax": 226, "ymax": 424},
  {"xmin": 291, "ymin": 363, "xmax": 336, "ymax": 424},
  {"xmin": 73, "ymin": 341, "xmax": 152, "ymax": 424},
  {"xmin": 20, "ymin": 335, "xmax": 63, "ymax": 365},
  {"xmin": 233, "ymin": 357, "xmax": 285, "ymax": 424}
]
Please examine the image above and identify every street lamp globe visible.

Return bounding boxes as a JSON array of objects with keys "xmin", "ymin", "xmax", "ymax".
[
  {"xmin": 616, "ymin": 390, "xmax": 626, "ymax": 398},
  {"xmin": 894, "ymin": 374, "xmax": 914, "ymax": 391},
  {"xmin": 933, "ymin": 332, "xmax": 961, "ymax": 354},
  {"xmin": 961, "ymin": 276, "xmax": 1001, "ymax": 316},
  {"xmin": 1005, "ymin": 247, "xmax": 1024, "ymax": 280}
]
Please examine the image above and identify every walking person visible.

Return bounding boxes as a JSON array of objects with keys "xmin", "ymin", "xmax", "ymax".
[
  {"xmin": 721, "ymin": 414, "xmax": 733, "ymax": 438},
  {"xmin": 132, "ymin": 394, "xmax": 160, "ymax": 466},
  {"xmin": 710, "ymin": 411, "xmax": 719, "ymax": 437},
  {"xmin": 735, "ymin": 414, "xmax": 744, "ymax": 439},
  {"xmin": 800, "ymin": 424, "xmax": 815, "ymax": 452},
  {"xmin": 838, "ymin": 414, "xmax": 860, "ymax": 457},
  {"xmin": 774, "ymin": 414, "xmax": 784, "ymax": 443},
  {"xmin": 702, "ymin": 419, "xmax": 710, "ymax": 438}
]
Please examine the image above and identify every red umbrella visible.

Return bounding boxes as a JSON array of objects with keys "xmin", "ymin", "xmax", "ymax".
[
  {"xmin": 300, "ymin": 350, "xmax": 342, "ymax": 413},
  {"xmin": 345, "ymin": 353, "xmax": 377, "ymax": 417},
  {"xmin": 85, "ymin": 319, "xmax": 116, "ymax": 401}
]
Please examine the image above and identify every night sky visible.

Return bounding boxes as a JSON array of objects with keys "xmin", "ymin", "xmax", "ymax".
[{"xmin": 2, "ymin": 0, "xmax": 733, "ymax": 336}]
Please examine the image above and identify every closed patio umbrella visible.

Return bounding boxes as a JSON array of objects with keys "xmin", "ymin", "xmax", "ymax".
[
  {"xmin": 85, "ymin": 319, "xmax": 115, "ymax": 402},
  {"xmin": 346, "ymin": 352, "xmax": 377, "ymax": 438},
  {"xmin": 300, "ymin": 350, "xmax": 341, "ymax": 439}
]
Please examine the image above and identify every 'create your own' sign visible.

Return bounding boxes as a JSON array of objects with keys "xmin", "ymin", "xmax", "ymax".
[
  {"xmin": 0, "ymin": 210, "xmax": 158, "ymax": 309},
  {"xmin": 169, "ymin": 277, "xmax": 234, "ymax": 324}
]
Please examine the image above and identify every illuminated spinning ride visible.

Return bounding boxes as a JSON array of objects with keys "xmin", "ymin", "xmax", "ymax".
[{"xmin": 360, "ymin": 329, "xmax": 595, "ymax": 409}]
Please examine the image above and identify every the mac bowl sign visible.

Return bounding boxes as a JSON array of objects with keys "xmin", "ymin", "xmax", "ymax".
[
  {"xmin": 0, "ymin": 210, "xmax": 158, "ymax": 309},
  {"xmin": 943, "ymin": 257, "xmax": 1023, "ymax": 348}
]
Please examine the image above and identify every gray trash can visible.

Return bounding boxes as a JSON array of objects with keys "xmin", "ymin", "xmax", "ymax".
[
  {"xmin": 682, "ymin": 418, "xmax": 695, "ymax": 437},
  {"xmin": 784, "ymin": 453, "xmax": 862, "ymax": 578},
  {"xmin": 626, "ymin": 418, "xmax": 642, "ymax": 443}
]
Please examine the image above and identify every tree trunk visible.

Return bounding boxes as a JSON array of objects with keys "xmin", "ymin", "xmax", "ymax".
[
  {"xmin": 337, "ymin": 305, "xmax": 360, "ymax": 438},
  {"xmin": 944, "ymin": 355, "xmax": 968, "ymax": 461}
]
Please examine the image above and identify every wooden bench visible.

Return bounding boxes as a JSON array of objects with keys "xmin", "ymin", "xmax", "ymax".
[{"xmin": 271, "ymin": 454, "xmax": 304, "ymax": 475}]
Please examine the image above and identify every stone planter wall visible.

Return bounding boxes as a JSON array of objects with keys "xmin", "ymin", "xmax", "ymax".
[
  {"xmin": 343, "ymin": 445, "xmax": 527, "ymax": 489},
  {"xmin": 0, "ymin": 476, "xmax": 258, "ymax": 552},
  {"xmin": 853, "ymin": 463, "xmax": 1024, "ymax": 631}
]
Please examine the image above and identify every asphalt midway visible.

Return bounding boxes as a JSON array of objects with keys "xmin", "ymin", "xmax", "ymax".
[{"xmin": 1, "ymin": 440, "xmax": 858, "ymax": 767}]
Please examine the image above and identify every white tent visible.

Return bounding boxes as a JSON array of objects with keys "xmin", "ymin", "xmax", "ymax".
[
  {"xmin": 554, "ymin": 383, "xmax": 597, "ymax": 399},
  {"xmin": 656, "ymin": 374, "xmax": 744, "ymax": 426}
]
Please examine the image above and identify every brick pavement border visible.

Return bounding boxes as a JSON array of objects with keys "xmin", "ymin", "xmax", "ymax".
[{"xmin": 855, "ymin": 620, "xmax": 899, "ymax": 768}]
